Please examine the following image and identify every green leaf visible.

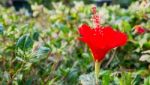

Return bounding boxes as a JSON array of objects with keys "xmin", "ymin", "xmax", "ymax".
[
  {"xmin": 0, "ymin": 24, "xmax": 4, "ymax": 34},
  {"xmin": 57, "ymin": 23, "xmax": 69, "ymax": 33},
  {"xmin": 102, "ymin": 71, "xmax": 111, "ymax": 85},
  {"xmin": 144, "ymin": 76, "xmax": 150, "ymax": 85},
  {"xmin": 79, "ymin": 73, "xmax": 96, "ymax": 85},
  {"xmin": 120, "ymin": 72, "xmax": 132, "ymax": 85},
  {"xmin": 24, "ymin": 62, "xmax": 32, "ymax": 70},
  {"xmin": 16, "ymin": 57, "xmax": 25, "ymax": 62},
  {"xmin": 16, "ymin": 34, "xmax": 34, "ymax": 51},
  {"xmin": 36, "ymin": 46, "xmax": 50, "ymax": 56},
  {"xmin": 25, "ymin": 79, "xmax": 33, "ymax": 85},
  {"xmin": 32, "ymin": 32, "xmax": 39, "ymax": 41},
  {"xmin": 121, "ymin": 21, "xmax": 131, "ymax": 34},
  {"xmin": 67, "ymin": 68, "xmax": 78, "ymax": 83},
  {"xmin": 132, "ymin": 74, "xmax": 142, "ymax": 85},
  {"xmin": 139, "ymin": 54, "xmax": 150, "ymax": 63}
]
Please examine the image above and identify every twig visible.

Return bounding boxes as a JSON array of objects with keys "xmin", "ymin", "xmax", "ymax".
[{"xmin": 104, "ymin": 48, "xmax": 117, "ymax": 68}]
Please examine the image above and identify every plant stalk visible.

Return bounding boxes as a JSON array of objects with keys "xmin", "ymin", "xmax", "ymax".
[{"xmin": 95, "ymin": 60, "xmax": 101, "ymax": 85}]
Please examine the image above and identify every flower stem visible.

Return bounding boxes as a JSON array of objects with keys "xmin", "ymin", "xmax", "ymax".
[{"xmin": 95, "ymin": 60, "xmax": 101, "ymax": 85}]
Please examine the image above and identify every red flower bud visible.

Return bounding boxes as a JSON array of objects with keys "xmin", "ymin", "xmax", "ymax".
[{"xmin": 134, "ymin": 25, "xmax": 145, "ymax": 34}]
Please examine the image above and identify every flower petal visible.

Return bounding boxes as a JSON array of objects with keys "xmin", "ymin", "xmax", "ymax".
[
  {"xmin": 78, "ymin": 24, "xmax": 127, "ymax": 62},
  {"xmin": 78, "ymin": 24, "xmax": 93, "ymax": 36}
]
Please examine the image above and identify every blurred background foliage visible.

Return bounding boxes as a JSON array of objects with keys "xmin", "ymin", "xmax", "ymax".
[
  {"xmin": 0, "ymin": 0, "xmax": 136, "ymax": 9},
  {"xmin": 0, "ymin": 0, "xmax": 150, "ymax": 85}
]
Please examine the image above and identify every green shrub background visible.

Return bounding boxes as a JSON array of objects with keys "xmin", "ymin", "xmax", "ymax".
[{"xmin": 0, "ymin": 1, "xmax": 150, "ymax": 85}]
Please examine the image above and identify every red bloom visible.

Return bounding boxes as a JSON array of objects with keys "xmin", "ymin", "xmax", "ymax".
[
  {"xmin": 79, "ymin": 24, "xmax": 127, "ymax": 62},
  {"xmin": 134, "ymin": 25, "xmax": 145, "ymax": 34},
  {"xmin": 78, "ymin": 6, "xmax": 127, "ymax": 62}
]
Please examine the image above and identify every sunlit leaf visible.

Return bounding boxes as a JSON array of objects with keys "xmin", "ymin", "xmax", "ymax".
[{"xmin": 79, "ymin": 73, "xmax": 96, "ymax": 85}]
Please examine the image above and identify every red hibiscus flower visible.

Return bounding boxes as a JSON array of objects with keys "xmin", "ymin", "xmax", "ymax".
[
  {"xmin": 134, "ymin": 25, "xmax": 145, "ymax": 34},
  {"xmin": 79, "ymin": 24, "xmax": 127, "ymax": 62},
  {"xmin": 78, "ymin": 6, "xmax": 127, "ymax": 62},
  {"xmin": 78, "ymin": 6, "xmax": 127, "ymax": 84}
]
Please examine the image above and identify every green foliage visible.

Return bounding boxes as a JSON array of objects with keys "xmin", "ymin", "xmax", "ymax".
[
  {"xmin": 101, "ymin": 70, "xmax": 111, "ymax": 85},
  {"xmin": 16, "ymin": 34, "xmax": 34, "ymax": 51},
  {"xmin": 0, "ymin": 1, "xmax": 150, "ymax": 85},
  {"xmin": 0, "ymin": 24, "xmax": 3, "ymax": 34},
  {"xmin": 144, "ymin": 76, "xmax": 150, "ymax": 85},
  {"xmin": 120, "ymin": 72, "xmax": 132, "ymax": 85}
]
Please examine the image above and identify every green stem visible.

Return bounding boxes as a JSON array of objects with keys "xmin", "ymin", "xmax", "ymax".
[{"xmin": 95, "ymin": 60, "xmax": 101, "ymax": 85}]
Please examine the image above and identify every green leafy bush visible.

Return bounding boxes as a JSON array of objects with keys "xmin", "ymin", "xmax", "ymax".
[{"xmin": 0, "ymin": 1, "xmax": 150, "ymax": 85}]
